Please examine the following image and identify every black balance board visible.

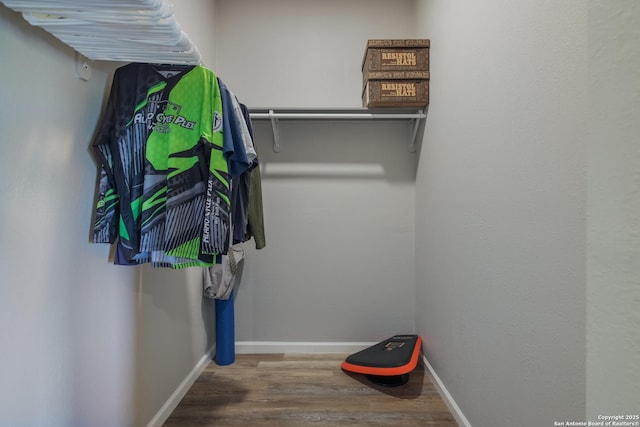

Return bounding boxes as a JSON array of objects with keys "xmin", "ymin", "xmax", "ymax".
[{"xmin": 341, "ymin": 335, "xmax": 422, "ymax": 386}]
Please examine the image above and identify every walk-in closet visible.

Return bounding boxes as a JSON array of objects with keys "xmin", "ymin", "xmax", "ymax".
[{"xmin": 1, "ymin": 1, "xmax": 638, "ymax": 426}]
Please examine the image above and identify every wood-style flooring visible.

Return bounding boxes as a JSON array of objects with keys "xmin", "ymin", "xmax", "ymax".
[{"xmin": 163, "ymin": 353, "xmax": 458, "ymax": 426}]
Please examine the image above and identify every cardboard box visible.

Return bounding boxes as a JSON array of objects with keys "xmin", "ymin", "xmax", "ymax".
[
  {"xmin": 362, "ymin": 39, "xmax": 430, "ymax": 75},
  {"xmin": 362, "ymin": 78, "xmax": 429, "ymax": 108},
  {"xmin": 362, "ymin": 40, "xmax": 430, "ymax": 108}
]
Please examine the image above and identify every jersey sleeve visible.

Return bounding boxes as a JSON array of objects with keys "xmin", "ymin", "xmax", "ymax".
[
  {"xmin": 92, "ymin": 78, "xmax": 120, "ymax": 244},
  {"xmin": 200, "ymin": 74, "xmax": 231, "ymax": 256}
]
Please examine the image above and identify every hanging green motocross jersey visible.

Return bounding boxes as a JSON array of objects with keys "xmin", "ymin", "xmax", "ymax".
[{"xmin": 92, "ymin": 63, "xmax": 229, "ymax": 268}]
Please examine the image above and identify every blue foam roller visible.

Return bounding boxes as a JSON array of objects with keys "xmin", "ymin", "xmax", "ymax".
[{"xmin": 215, "ymin": 290, "xmax": 235, "ymax": 365}]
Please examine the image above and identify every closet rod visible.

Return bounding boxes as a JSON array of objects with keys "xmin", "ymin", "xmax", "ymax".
[
  {"xmin": 250, "ymin": 109, "xmax": 426, "ymax": 153},
  {"xmin": 250, "ymin": 112, "xmax": 426, "ymax": 120}
]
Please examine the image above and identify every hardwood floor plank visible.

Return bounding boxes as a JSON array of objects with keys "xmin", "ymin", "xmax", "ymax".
[{"xmin": 163, "ymin": 353, "xmax": 458, "ymax": 426}]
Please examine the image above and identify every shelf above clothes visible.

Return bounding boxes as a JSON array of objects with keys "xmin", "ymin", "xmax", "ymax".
[
  {"xmin": 249, "ymin": 107, "xmax": 427, "ymax": 153},
  {"xmin": 0, "ymin": 0, "xmax": 201, "ymax": 67}
]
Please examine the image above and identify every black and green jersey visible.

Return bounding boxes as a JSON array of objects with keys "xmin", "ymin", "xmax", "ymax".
[{"xmin": 92, "ymin": 63, "xmax": 229, "ymax": 268}]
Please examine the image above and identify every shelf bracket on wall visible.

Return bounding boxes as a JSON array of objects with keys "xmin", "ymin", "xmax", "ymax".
[
  {"xmin": 250, "ymin": 108, "xmax": 427, "ymax": 153},
  {"xmin": 408, "ymin": 110, "xmax": 424, "ymax": 153},
  {"xmin": 75, "ymin": 52, "xmax": 92, "ymax": 81},
  {"xmin": 268, "ymin": 109, "xmax": 281, "ymax": 153}
]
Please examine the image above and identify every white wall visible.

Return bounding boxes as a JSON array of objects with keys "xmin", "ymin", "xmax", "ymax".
[
  {"xmin": 0, "ymin": 6, "xmax": 137, "ymax": 426},
  {"xmin": 214, "ymin": 0, "xmax": 419, "ymax": 345},
  {"xmin": 0, "ymin": 2, "xmax": 218, "ymax": 426},
  {"xmin": 213, "ymin": 0, "xmax": 418, "ymax": 108},
  {"xmin": 586, "ymin": 0, "xmax": 640, "ymax": 418},
  {"xmin": 414, "ymin": 1, "xmax": 588, "ymax": 425}
]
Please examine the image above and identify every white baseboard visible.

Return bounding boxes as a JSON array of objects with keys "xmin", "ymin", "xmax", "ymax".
[
  {"xmin": 421, "ymin": 354, "xmax": 472, "ymax": 427},
  {"xmin": 146, "ymin": 344, "xmax": 216, "ymax": 427},
  {"xmin": 236, "ymin": 341, "xmax": 377, "ymax": 354}
]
